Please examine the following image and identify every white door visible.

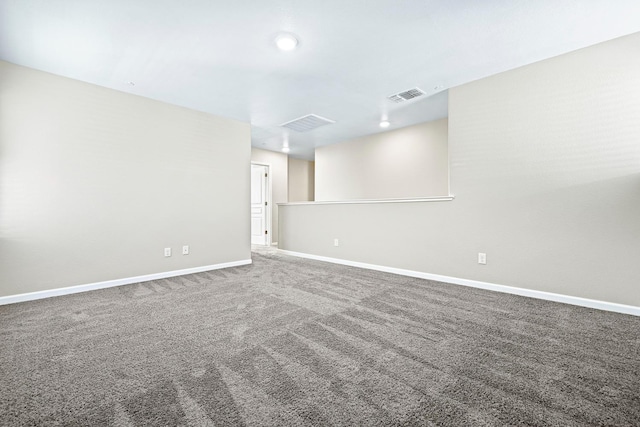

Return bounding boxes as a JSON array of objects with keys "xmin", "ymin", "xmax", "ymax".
[{"xmin": 251, "ymin": 164, "xmax": 269, "ymax": 245}]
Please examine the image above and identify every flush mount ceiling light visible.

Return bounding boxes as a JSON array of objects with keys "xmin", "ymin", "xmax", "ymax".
[
  {"xmin": 282, "ymin": 146, "xmax": 290, "ymax": 153},
  {"xmin": 275, "ymin": 33, "xmax": 298, "ymax": 51},
  {"xmin": 379, "ymin": 120, "xmax": 390, "ymax": 128}
]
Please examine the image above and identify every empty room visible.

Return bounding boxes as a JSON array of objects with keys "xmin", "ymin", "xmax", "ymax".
[{"xmin": 1, "ymin": 1, "xmax": 640, "ymax": 426}]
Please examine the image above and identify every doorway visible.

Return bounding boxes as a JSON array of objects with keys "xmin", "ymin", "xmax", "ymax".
[{"xmin": 250, "ymin": 163, "xmax": 271, "ymax": 245}]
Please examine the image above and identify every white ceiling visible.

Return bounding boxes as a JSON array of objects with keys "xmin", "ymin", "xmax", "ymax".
[{"xmin": 2, "ymin": 0, "xmax": 640, "ymax": 160}]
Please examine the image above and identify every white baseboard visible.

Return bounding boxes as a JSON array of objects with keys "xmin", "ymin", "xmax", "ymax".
[
  {"xmin": 0, "ymin": 259, "xmax": 253, "ymax": 306},
  {"xmin": 271, "ymin": 242, "xmax": 278, "ymax": 246},
  {"xmin": 278, "ymin": 250, "xmax": 640, "ymax": 317}
]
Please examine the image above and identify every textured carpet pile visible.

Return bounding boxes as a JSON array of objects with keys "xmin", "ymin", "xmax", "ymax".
[{"xmin": 1, "ymin": 252, "xmax": 639, "ymax": 426}]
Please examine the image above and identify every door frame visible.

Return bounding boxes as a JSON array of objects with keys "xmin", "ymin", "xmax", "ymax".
[{"xmin": 250, "ymin": 162, "xmax": 272, "ymax": 246}]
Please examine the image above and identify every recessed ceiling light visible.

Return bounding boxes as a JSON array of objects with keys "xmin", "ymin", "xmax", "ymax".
[
  {"xmin": 282, "ymin": 146, "xmax": 290, "ymax": 153},
  {"xmin": 275, "ymin": 33, "xmax": 298, "ymax": 51},
  {"xmin": 379, "ymin": 120, "xmax": 390, "ymax": 128}
]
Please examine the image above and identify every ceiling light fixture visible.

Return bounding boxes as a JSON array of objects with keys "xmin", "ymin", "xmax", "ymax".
[
  {"xmin": 275, "ymin": 33, "xmax": 298, "ymax": 51},
  {"xmin": 379, "ymin": 120, "xmax": 390, "ymax": 128},
  {"xmin": 282, "ymin": 146, "xmax": 290, "ymax": 153}
]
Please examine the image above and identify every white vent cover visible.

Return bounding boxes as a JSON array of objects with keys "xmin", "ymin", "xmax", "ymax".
[
  {"xmin": 387, "ymin": 87, "xmax": 426, "ymax": 103},
  {"xmin": 280, "ymin": 114, "xmax": 335, "ymax": 132}
]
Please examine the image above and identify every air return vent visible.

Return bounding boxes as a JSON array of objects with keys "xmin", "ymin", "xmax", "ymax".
[
  {"xmin": 387, "ymin": 87, "xmax": 426, "ymax": 103},
  {"xmin": 280, "ymin": 114, "xmax": 335, "ymax": 132}
]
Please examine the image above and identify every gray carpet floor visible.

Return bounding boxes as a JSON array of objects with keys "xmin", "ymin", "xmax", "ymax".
[{"xmin": 1, "ymin": 252, "xmax": 639, "ymax": 426}]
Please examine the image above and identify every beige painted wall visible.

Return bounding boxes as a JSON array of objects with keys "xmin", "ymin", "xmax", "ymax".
[
  {"xmin": 0, "ymin": 61, "xmax": 251, "ymax": 298},
  {"xmin": 288, "ymin": 158, "xmax": 315, "ymax": 202},
  {"xmin": 315, "ymin": 119, "xmax": 449, "ymax": 201},
  {"xmin": 251, "ymin": 148, "xmax": 288, "ymax": 243},
  {"xmin": 280, "ymin": 32, "xmax": 640, "ymax": 307}
]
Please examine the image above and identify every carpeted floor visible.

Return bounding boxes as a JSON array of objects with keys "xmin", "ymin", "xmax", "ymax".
[{"xmin": 1, "ymin": 252, "xmax": 639, "ymax": 426}]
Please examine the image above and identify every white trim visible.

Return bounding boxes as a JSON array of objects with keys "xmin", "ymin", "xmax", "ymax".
[
  {"xmin": 278, "ymin": 250, "xmax": 640, "ymax": 317},
  {"xmin": 271, "ymin": 241, "xmax": 278, "ymax": 246},
  {"xmin": 278, "ymin": 196, "xmax": 454, "ymax": 206},
  {"xmin": 0, "ymin": 259, "xmax": 252, "ymax": 306}
]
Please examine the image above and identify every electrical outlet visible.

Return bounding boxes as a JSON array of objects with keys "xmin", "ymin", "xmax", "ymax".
[
  {"xmin": 164, "ymin": 247, "xmax": 172, "ymax": 257},
  {"xmin": 182, "ymin": 245, "xmax": 189, "ymax": 255},
  {"xmin": 478, "ymin": 252, "xmax": 487, "ymax": 265},
  {"xmin": 334, "ymin": 238, "xmax": 340, "ymax": 247}
]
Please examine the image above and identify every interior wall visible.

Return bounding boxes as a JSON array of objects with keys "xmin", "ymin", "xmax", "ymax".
[
  {"xmin": 250, "ymin": 147, "xmax": 288, "ymax": 243},
  {"xmin": 288, "ymin": 158, "xmax": 315, "ymax": 202},
  {"xmin": 315, "ymin": 118, "xmax": 449, "ymax": 201},
  {"xmin": 279, "ymin": 32, "xmax": 640, "ymax": 307},
  {"xmin": 0, "ymin": 61, "xmax": 251, "ymax": 298}
]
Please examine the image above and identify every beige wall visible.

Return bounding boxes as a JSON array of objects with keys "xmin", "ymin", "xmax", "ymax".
[
  {"xmin": 0, "ymin": 61, "xmax": 251, "ymax": 298},
  {"xmin": 315, "ymin": 119, "xmax": 449, "ymax": 201},
  {"xmin": 288, "ymin": 158, "xmax": 315, "ymax": 202},
  {"xmin": 280, "ymin": 32, "xmax": 640, "ymax": 307},
  {"xmin": 251, "ymin": 148, "xmax": 288, "ymax": 243}
]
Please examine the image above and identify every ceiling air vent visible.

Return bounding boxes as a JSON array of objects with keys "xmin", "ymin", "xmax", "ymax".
[
  {"xmin": 387, "ymin": 87, "xmax": 426, "ymax": 103},
  {"xmin": 280, "ymin": 114, "xmax": 335, "ymax": 132}
]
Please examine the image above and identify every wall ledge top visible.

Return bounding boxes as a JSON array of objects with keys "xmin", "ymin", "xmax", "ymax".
[{"xmin": 278, "ymin": 196, "xmax": 455, "ymax": 206}]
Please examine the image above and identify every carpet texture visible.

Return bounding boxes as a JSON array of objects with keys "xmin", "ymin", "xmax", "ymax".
[{"xmin": 1, "ymin": 252, "xmax": 639, "ymax": 426}]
